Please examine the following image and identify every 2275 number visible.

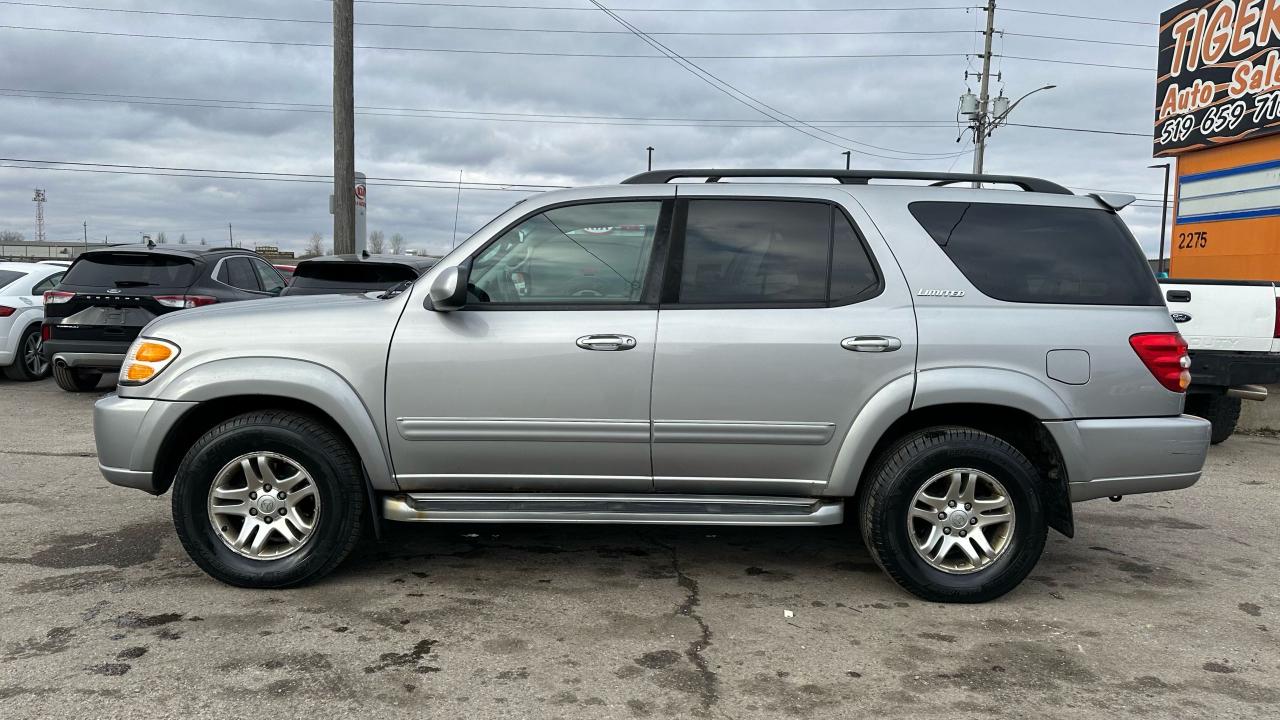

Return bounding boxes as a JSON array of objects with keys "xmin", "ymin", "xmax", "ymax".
[{"xmin": 1177, "ymin": 231, "xmax": 1208, "ymax": 250}]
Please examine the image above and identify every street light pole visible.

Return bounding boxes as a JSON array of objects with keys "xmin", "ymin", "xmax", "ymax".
[
  {"xmin": 842, "ymin": 150, "xmax": 851, "ymax": 170},
  {"xmin": 1150, "ymin": 162, "xmax": 1172, "ymax": 276},
  {"xmin": 646, "ymin": 146, "xmax": 654, "ymax": 171}
]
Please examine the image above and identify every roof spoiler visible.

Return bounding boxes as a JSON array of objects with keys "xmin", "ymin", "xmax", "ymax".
[
  {"xmin": 1088, "ymin": 192, "xmax": 1136, "ymax": 211},
  {"xmin": 621, "ymin": 168, "xmax": 1073, "ymax": 195}
]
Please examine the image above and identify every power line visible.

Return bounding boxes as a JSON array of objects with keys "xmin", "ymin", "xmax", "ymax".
[
  {"xmin": 587, "ymin": 1, "xmax": 968, "ymax": 160},
  {"xmin": 0, "ymin": 2, "xmax": 980, "ymax": 37},
  {"xmin": 329, "ymin": 1, "xmax": 983, "ymax": 12},
  {"xmin": 0, "ymin": 24, "xmax": 969, "ymax": 59},
  {"xmin": 0, "ymin": 158, "xmax": 570, "ymax": 190},
  {"xmin": 1002, "ymin": 32, "xmax": 1155, "ymax": 49},
  {"xmin": 1000, "ymin": 8, "xmax": 1156, "ymax": 27},
  {"xmin": 0, "ymin": 87, "xmax": 1147, "ymax": 139},
  {"xmin": 998, "ymin": 54, "xmax": 1152, "ymax": 72}
]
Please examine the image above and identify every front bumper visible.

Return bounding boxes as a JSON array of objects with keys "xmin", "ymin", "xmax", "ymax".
[
  {"xmin": 94, "ymin": 393, "xmax": 197, "ymax": 494},
  {"xmin": 1044, "ymin": 415, "xmax": 1211, "ymax": 502}
]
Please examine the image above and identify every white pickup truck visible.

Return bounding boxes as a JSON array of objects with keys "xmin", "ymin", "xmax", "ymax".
[{"xmin": 1160, "ymin": 279, "xmax": 1280, "ymax": 443}]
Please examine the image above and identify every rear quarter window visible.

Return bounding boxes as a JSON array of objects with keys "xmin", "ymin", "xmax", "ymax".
[
  {"xmin": 62, "ymin": 253, "xmax": 197, "ymax": 288},
  {"xmin": 909, "ymin": 201, "xmax": 1162, "ymax": 306}
]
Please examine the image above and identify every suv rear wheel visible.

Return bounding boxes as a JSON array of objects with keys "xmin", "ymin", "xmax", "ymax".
[
  {"xmin": 51, "ymin": 363, "xmax": 102, "ymax": 392},
  {"xmin": 1185, "ymin": 394, "xmax": 1240, "ymax": 445},
  {"xmin": 171, "ymin": 410, "xmax": 365, "ymax": 588},
  {"xmin": 859, "ymin": 426, "xmax": 1047, "ymax": 603}
]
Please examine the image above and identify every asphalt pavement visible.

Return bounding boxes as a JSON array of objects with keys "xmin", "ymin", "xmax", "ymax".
[{"xmin": 1, "ymin": 375, "xmax": 1277, "ymax": 719}]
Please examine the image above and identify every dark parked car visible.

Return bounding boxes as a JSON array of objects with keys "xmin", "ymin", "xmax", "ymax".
[
  {"xmin": 42, "ymin": 245, "xmax": 287, "ymax": 392},
  {"xmin": 280, "ymin": 254, "xmax": 440, "ymax": 297}
]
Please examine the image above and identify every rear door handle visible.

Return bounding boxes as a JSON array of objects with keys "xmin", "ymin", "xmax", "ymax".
[
  {"xmin": 841, "ymin": 336, "xmax": 902, "ymax": 353},
  {"xmin": 576, "ymin": 334, "xmax": 637, "ymax": 351}
]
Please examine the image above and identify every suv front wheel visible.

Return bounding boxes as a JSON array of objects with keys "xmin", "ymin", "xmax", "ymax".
[
  {"xmin": 171, "ymin": 410, "xmax": 365, "ymax": 588},
  {"xmin": 859, "ymin": 427, "xmax": 1047, "ymax": 603}
]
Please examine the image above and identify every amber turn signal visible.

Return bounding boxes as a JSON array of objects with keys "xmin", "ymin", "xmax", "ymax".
[
  {"xmin": 125, "ymin": 364, "xmax": 156, "ymax": 381},
  {"xmin": 135, "ymin": 342, "xmax": 173, "ymax": 363}
]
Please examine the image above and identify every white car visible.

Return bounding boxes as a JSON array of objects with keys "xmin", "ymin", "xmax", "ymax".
[{"xmin": 0, "ymin": 261, "xmax": 66, "ymax": 381}]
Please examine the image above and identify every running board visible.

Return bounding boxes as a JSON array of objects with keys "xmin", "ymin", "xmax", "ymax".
[{"xmin": 383, "ymin": 493, "xmax": 843, "ymax": 526}]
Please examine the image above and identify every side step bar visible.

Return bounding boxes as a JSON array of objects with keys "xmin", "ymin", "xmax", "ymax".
[{"xmin": 383, "ymin": 493, "xmax": 843, "ymax": 526}]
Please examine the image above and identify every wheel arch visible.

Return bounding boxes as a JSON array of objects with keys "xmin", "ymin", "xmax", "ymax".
[{"xmin": 146, "ymin": 358, "xmax": 396, "ymax": 499}]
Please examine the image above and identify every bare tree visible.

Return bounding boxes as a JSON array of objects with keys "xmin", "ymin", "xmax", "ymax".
[
  {"xmin": 199, "ymin": 237, "xmax": 207, "ymax": 245},
  {"xmin": 304, "ymin": 232, "xmax": 324, "ymax": 257},
  {"xmin": 0, "ymin": 230, "xmax": 24, "ymax": 242},
  {"xmin": 367, "ymin": 230, "xmax": 385, "ymax": 254},
  {"xmin": 156, "ymin": 231, "xmax": 168, "ymax": 244},
  {"xmin": 390, "ymin": 232, "xmax": 406, "ymax": 255},
  {"xmin": 178, "ymin": 233, "xmax": 188, "ymax": 245}
]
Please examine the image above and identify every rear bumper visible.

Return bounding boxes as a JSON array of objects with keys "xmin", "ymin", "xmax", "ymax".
[
  {"xmin": 1188, "ymin": 349, "xmax": 1280, "ymax": 388},
  {"xmin": 1044, "ymin": 415, "xmax": 1212, "ymax": 502},
  {"xmin": 94, "ymin": 393, "xmax": 197, "ymax": 494},
  {"xmin": 44, "ymin": 338, "xmax": 132, "ymax": 369}
]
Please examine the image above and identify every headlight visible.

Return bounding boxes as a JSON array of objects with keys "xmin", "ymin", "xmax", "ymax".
[{"xmin": 119, "ymin": 338, "xmax": 181, "ymax": 386}]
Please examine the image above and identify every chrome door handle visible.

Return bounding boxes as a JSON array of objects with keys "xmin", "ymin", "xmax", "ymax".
[
  {"xmin": 576, "ymin": 334, "xmax": 637, "ymax": 351},
  {"xmin": 841, "ymin": 336, "xmax": 902, "ymax": 353}
]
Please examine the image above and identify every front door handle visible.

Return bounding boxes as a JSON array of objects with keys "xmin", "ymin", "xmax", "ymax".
[
  {"xmin": 841, "ymin": 336, "xmax": 902, "ymax": 353},
  {"xmin": 576, "ymin": 334, "xmax": 637, "ymax": 351}
]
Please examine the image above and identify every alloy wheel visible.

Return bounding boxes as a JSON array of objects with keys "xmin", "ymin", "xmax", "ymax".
[
  {"xmin": 207, "ymin": 452, "xmax": 321, "ymax": 560},
  {"xmin": 907, "ymin": 468, "xmax": 1015, "ymax": 574},
  {"xmin": 23, "ymin": 332, "xmax": 47, "ymax": 377}
]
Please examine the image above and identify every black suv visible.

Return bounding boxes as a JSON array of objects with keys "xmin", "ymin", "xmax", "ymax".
[
  {"xmin": 279, "ymin": 253, "xmax": 440, "ymax": 297},
  {"xmin": 42, "ymin": 245, "xmax": 287, "ymax": 392}
]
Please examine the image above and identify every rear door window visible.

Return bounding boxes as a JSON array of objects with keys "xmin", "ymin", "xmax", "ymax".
[
  {"xmin": 250, "ymin": 259, "xmax": 286, "ymax": 294},
  {"xmin": 220, "ymin": 257, "xmax": 261, "ymax": 291},
  {"xmin": 909, "ymin": 201, "xmax": 1162, "ymax": 306},
  {"xmin": 62, "ymin": 253, "xmax": 197, "ymax": 289}
]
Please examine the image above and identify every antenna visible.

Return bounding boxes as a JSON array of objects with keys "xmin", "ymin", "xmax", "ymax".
[{"xmin": 32, "ymin": 189, "xmax": 47, "ymax": 242}]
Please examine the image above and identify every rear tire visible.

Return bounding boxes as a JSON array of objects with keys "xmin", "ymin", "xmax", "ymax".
[
  {"xmin": 858, "ymin": 426, "xmax": 1047, "ymax": 603},
  {"xmin": 2, "ymin": 325, "xmax": 50, "ymax": 381},
  {"xmin": 51, "ymin": 363, "xmax": 102, "ymax": 392},
  {"xmin": 171, "ymin": 410, "xmax": 365, "ymax": 588},
  {"xmin": 1185, "ymin": 394, "xmax": 1240, "ymax": 445}
]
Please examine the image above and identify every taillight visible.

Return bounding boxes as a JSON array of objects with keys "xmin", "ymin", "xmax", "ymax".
[
  {"xmin": 1130, "ymin": 332, "xmax": 1191, "ymax": 393},
  {"xmin": 1274, "ymin": 296, "xmax": 1280, "ymax": 338},
  {"xmin": 44, "ymin": 290, "xmax": 74, "ymax": 304},
  {"xmin": 154, "ymin": 295, "xmax": 218, "ymax": 309},
  {"xmin": 41, "ymin": 324, "xmax": 50, "ymax": 341},
  {"xmin": 0, "ymin": 306, "xmax": 14, "ymax": 317}
]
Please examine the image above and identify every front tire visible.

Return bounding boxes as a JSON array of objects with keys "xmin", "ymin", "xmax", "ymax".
[
  {"xmin": 171, "ymin": 410, "xmax": 365, "ymax": 588},
  {"xmin": 3, "ymin": 325, "xmax": 50, "ymax": 381},
  {"xmin": 51, "ymin": 363, "xmax": 101, "ymax": 391},
  {"xmin": 859, "ymin": 427, "xmax": 1047, "ymax": 603}
]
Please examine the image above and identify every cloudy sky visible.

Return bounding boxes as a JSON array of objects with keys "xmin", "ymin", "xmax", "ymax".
[{"xmin": 0, "ymin": 0, "xmax": 1170, "ymax": 256}]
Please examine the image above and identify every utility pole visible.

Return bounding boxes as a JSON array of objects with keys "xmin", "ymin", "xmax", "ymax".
[
  {"xmin": 1150, "ymin": 163, "xmax": 1172, "ymax": 276},
  {"xmin": 333, "ymin": 0, "xmax": 356, "ymax": 256},
  {"xmin": 83, "ymin": 220, "xmax": 88, "ymax": 253},
  {"xmin": 646, "ymin": 146, "xmax": 654, "ymax": 171},
  {"xmin": 228, "ymin": 223, "xmax": 234, "ymax": 247},
  {"xmin": 972, "ymin": 0, "xmax": 997, "ymax": 177}
]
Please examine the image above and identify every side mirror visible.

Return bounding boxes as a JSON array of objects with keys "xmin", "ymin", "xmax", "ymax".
[{"xmin": 426, "ymin": 264, "xmax": 468, "ymax": 311}]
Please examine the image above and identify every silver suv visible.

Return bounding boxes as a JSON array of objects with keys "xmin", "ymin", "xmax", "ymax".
[{"xmin": 93, "ymin": 169, "xmax": 1211, "ymax": 602}]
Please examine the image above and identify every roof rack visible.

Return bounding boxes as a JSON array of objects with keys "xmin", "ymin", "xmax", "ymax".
[{"xmin": 620, "ymin": 169, "xmax": 1072, "ymax": 195}]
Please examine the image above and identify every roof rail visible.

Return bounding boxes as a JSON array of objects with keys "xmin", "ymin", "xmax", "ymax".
[{"xmin": 620, "ymin": 169, "xmax": 1073, "ymax": 195}]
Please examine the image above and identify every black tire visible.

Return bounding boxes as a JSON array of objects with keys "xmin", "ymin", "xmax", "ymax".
[
  {"xmin": 858, "ymin": 426, "xmax": 1047, "ymax": 603},
  {"xmin": 171, "ymin": 410, "xmax": 365, "ymax": 588},
  {"xmin": 1185, "ymin": 394, "xmax": 1240, "ymax": 445},
  {"xmin": 51, "ymin": 363, "xmax": 102, "ymax": 392},
  {"xmin": 2, "ymin": 325, "xmax": 49, "ymax": 381}
]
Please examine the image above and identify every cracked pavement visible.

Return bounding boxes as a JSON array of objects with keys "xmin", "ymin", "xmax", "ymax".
[{"xmin": 1, "ymin": 376, "xmax": 1279, "ymax": 719}]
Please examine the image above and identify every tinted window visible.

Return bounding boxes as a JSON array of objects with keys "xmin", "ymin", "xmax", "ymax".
[
  {"xmin": 62, "ymin": 253, "xmax": 197, "ymax": 288},
  {"xmin": 678, "ymin": 200, "xmax": 830, "ymax": 304},
  {"xmin": 910, "ymin": 202, "xmax": 1162, "ymax": 306},
  {"xmin": 830, "ymin": 208, "xmax": 880, "ymax": 302},
  {"xmin": 222, "ymin": 257, "xmax": 260, "ymax": 291},
  {"xmin": 290, "ymin": 262, "xmax": 418, "ymax": 291},
  {"xmin": 251, "ymin": 259, "xmax": 286, "ymax": 294},
  {"xmin": 470, "ymin": 201, "xmax": 661, "ymax": 304},
  {"xmin": 0, "ymin": 270, "xmax": 23, "ymax": 291},
  {"xmin": 31, "ymin": 272, "xmax": 64, "ymax": 295}
]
